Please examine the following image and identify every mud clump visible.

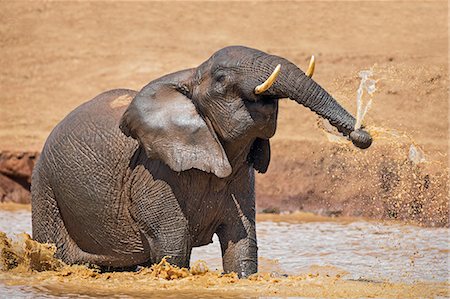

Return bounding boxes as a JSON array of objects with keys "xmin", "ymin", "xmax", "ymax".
[
  {"xmin": 0, "ymin": 232, "xmax": 64, "ymax": 272},
  {"xmin": 0, "ymin": 232, "xmax": 21, "ymax": 270},
  {"xmin": 137, "ymin": 258, "xmax": 209, "ymax": 280},
  {"xmin": 137, "ymin": 257, "xmax": 191, "ymax": 280}
]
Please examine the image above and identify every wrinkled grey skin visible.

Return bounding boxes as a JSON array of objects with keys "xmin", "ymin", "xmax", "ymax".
[{"xmin": 32, "ymin": 46, "xmax": 372, "ymax": 277}]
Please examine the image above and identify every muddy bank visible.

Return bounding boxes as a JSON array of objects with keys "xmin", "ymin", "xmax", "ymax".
[
  {"xmin": 0, "ymin": 151, "xmax": 38, "ymax": 204},
  {"xmin": 0, "ymin": 232, "xmax": 448, "ymax": 298},
  {"xmin": 1, "ymin": 142, "xmax": 447, "ymax": 227}
]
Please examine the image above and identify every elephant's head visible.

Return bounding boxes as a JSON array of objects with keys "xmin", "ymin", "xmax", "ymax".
[{"xmin": 120, "ymin": 46, "xmax": 372, "ymax": 178}]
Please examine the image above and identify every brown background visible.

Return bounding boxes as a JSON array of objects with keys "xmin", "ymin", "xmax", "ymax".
[{"xmin": 0, "ymin": 1, "xmax": 448, "ymax": 226}]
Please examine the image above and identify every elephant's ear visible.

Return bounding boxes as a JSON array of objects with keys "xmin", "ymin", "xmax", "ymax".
[
  {"xmin": 247, "ymin": 138, "xmax": 270, "ymax": 174},
  {"xmin": 120, "ymin": 83, "xmax": 232, "ymax": 178}
]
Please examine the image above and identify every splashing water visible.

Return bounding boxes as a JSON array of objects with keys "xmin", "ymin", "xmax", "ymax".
[
  {"xmin": 319, "ymin": 70, "xmax": 427, "ymax": 165},
  {"xmin": 408, "ymin": 144, "xmax": 426, "ymax": 165},
  {"xmin": 0, "ymin": 218, "xmax": 449, "ymax": 298},
  {"xmin": 355, "ymin": 70, "xmax": 376, "ymax": 130},
  {"xmin": 319, "ymin": 69, "xmax": 377, "ymax": 143}
]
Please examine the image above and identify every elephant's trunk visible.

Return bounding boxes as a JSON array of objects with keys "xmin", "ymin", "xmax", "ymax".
[
  {"xmin": 257, "ymin": 56, "xmax": 372, "ymax": 149},
  {"xmin": 283, "ymin": 69, "xmax": 372, "ymax": 149}
]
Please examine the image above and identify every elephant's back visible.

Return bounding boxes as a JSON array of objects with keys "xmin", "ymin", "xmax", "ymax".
[
  {"xmin": 39, "ymin": 89, "xmax": 148, "ymax": 259},
  {"xmin": 59, "ymin": 88, "xmax": 137, "ymax": 132},
  {"xmin": 43, "ymin": 88, "xmax": 138, "ymax": 176}
]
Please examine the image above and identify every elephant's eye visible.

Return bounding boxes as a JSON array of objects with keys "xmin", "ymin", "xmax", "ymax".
[
  {"xmin": 212, "ymin": 69, "xmax": 232, "ymax": 95},
  {"xmin": 215, "ymin": 73, "xmax": 227, "ymax": 83},
  {"xmin": 213, "ymin": 69, "xmax": 228, "ymax": 83}
]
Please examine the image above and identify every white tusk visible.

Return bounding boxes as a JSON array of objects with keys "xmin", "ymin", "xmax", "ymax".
[
  {"xmin": 254, "ymin": 64, "xmax": 281, "ymax": 94},
  {"xmin": 306, "ymin": 55, "xmax": 315, "ymax": 78}
]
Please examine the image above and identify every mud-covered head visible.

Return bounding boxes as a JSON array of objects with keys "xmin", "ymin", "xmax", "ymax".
[{"xmin": 191, "ymin": 46, "xmax": 372, "ymax": 149}]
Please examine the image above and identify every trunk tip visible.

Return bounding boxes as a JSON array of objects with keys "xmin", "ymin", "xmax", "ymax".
[{"xmin": 350, "ymin": 129, "xmax": 372, "ymax": 149}]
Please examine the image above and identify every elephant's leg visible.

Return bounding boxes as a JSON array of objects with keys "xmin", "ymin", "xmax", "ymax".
[
  {"xmin": 32, "ymin": 165, "xmax": 70, "ymax": 258},
  {"xmin": 32, "ymin": 162, "xmax": 131, "ymax": 267},
  {"xmin": 129, "ymin": 172, "xmax": 192, "ymax": 268},
  {"xmin": 31, "ymin": 162, "xmax": 86, "ymax": 263},
  {"xmin": 217, "ymin": 194, "xmax": 257, "ymax": 278}
]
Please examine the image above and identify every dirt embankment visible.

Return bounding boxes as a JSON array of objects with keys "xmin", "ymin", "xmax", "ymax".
[
  {"xmin": 0, "ymin": 152, "xmax": 38, "ymax": 204},
  {"xmin": 1, "ymin": 142, "xmax": 448, "ymax": 227},
  {"xmin": 0, "ymin": 2, "xmax": 448, "ymax": 226}
]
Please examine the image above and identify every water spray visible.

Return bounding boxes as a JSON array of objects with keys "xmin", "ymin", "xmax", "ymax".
[{"xmin": 355, "ymin": 70, "xmax": 376, "ymax": 130}]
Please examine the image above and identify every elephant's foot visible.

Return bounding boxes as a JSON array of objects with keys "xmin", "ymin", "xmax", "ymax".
[
  {"xmin": 217, "ymin": 224, "xmax": 258, "ymax": 277},
  {"xmin": 219, "ymin": 238, "xmax": 258, "ymax": 278}
]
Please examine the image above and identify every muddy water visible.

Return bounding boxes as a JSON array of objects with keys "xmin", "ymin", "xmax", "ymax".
[{"xmin": 0, "ymin": 209, "xmax": 448, "ymax": 298}]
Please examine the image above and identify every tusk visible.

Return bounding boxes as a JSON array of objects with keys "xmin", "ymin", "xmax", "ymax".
[
  {"xmin": 306, "ymin": 55, "xmax": 315, "ymax": 78},
  {"xmin": 254, "ymin": 64, "xmax": 281, "ymax": 94}
]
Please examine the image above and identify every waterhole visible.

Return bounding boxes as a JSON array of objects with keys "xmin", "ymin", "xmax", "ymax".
[{"xmin": 0, "ymin": 210, "xmax": 448, "ymax": 298}]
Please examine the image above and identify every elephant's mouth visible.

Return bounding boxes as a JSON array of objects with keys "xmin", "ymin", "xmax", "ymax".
[
  {"xmin": 246, "ymin": 96, "xmax": 278, "ymax": 116},
  {"xmin": 245, "ymin": 96, "xmax": 278, "ymax": 138}
]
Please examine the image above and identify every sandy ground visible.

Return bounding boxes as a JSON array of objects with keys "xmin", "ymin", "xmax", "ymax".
[{"xmin": 0, "ymin": 1, "xmax": 448, "ymax": 225}]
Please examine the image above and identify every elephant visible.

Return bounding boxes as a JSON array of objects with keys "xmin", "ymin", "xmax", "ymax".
[{"xmin": 31, "ymin": 46, "xmax": 372, "ymax": 277}]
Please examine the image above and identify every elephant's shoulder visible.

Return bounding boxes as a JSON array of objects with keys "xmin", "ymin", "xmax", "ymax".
[
  {"xmin": 46, "ymin": 89, "xmax": 138, "ymax": 152},
  {"xmin": 63, "ymin": 89, "xmax": 138, "ymax": 126},
  {"xmin": 94, "ymin": 89, "xmax": 138, "ymax": 115}
]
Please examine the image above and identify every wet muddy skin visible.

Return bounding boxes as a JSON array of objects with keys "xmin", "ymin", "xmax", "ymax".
[{"xmin": 0, "ymin": 209, "xmax": 448, "ymax": 298}]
